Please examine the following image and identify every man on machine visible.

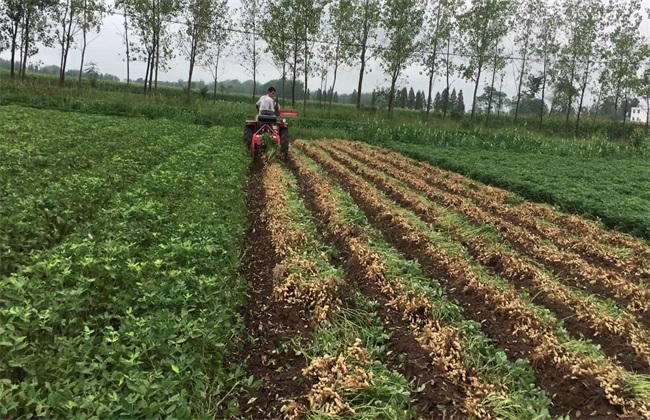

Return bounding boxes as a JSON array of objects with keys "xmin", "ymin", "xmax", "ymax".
[{"xmin": 256, "ymin": 86, "xmax": 280, "ymax": 117}]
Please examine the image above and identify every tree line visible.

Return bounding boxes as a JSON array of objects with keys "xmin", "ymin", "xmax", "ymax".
[{"xmin": 1, "ymin": 0, "xmax": 649, "ymax": 131}]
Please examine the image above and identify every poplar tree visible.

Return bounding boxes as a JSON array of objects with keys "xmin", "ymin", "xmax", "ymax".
[
  {"xmin": 457, "ymin": 0, "xmax": 513, "ymax": 122},
  {"xmin": 350, "ymin": 0, "xmax": 380, "ymax": 110},
  {"xmin": 77, "ymin": 0, "xmax": 106, "ymax": 84},
  {"xmin": 600, "ymin": 0, "xmax": 645, "ymax": 126},
  {"xmin": 531, "ymin": 0, "xmax": 560, "ymax": 129},
  {"xmin": 512, "ymin": 0, "xmax": 541, "ymax": 121},
  {"xmin": 238, "ymin": 0, "xmax": 264, "ymax": 98},
  {"xmin": 261, "ymin": 0, "xmax": 291, "ymax": 104},
  {"xmin": 202, "ymin": 0, "xmax": 231, "ymax": 101},
  {"xmin": 179, "ymin": 0, "xmax": 217, "ymax": 100},
  {"xmin": 381, "ymin": 0, "xmax": 423, "ymax": 116},
  {"xmin": 325, "ymin": 0, "xmax": 355, "ymax": 107}
]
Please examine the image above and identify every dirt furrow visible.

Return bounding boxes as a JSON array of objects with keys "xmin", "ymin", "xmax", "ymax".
[
  {"xmin": 321, "ymin": 142, "xmax": 650, "ymax": 375},
  {"xmin": 356, "ymin": 141, "xmax": 650, "ymax": 275},
  {"xmin": 329, "ymin": 141, "xmax": 650, "ymax": 327},
  {"xmin": 236, "ymin": 161, "xmax": 314, "ymax": 418},
  {"xmin": 288, "ymin": 152, "xmax": 501, "ymax": 418},
  {"xmin": 296, "ymin": 140, "xmax": 650, "ymax": 418}
]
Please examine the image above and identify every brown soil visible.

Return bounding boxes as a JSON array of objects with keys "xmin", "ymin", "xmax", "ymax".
[
  {"xmin": 303, "ymin": 145, "xmax": 621, "ymax": 418},
  {"xmin": 235, "ymin": 160, "xmax": 313, "ymax": 418},
  {"xmin": 288, "ymin": 156, "xmax": 466, "ymax": 418},
  {"xmin": 334, "ymin": 141, "xmax": 650, "ymax": 319},
  {"xmin": 351, "ymin": 142, "xmax": 650, "ymax": 284},
  {"xmin": 325, "ymin": 144, "xmax": 650, "ymax": 375}
]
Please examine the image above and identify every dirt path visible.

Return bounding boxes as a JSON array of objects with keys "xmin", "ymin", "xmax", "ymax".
[{"xmin": 236, "ymin": 161, "xmax": 313, "ymax": 418}]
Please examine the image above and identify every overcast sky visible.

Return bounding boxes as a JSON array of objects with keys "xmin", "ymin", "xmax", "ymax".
[{"xmin": 3, "ymin": 0, "xmax": 650, "ymax": 103}]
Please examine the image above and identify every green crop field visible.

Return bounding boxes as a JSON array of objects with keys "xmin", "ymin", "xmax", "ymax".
[
  {"xmin": 2, "ymin": 78, "xmax": 650, "ymax": 418},
  {"xmin": 1, "ymin": 106, "xmax": 250, "ymax": 417}
]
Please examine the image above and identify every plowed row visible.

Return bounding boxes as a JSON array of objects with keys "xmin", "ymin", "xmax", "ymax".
[{"xmin": 241, "ymin": 140, "xmax": 650, "ymax": 419}]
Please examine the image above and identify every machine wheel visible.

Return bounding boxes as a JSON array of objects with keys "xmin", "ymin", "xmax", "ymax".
[
  {"xmin": 280, "ymin": 128, "xmax": 289, "ymax": 160},
  {"xmin": 243, "ymin": 125, "xmax": 253, "ymax": 149}
]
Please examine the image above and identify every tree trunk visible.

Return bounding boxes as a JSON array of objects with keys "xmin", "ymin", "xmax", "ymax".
[
  {"xmin": 564, "ymin": 55, "xmax": 577, "ymax": 126},
  {"xmin": 252, "ymin": 33, "xmax": 257, "ymax": 99},
  {"xmin": 79, "ymin": 28, "xmax": 87, "ymax": 84},
  {"xmin": 444, "ymin": 39, "xmax": 451, "ymax": 119},
  {"xmin": 60, "ymin": 1, "xmax": 75, "ymax": 87},
  {"xmin": 303, "ymin": 35, "xmax": 308, "ymax": 115},
  {"xmin": 18, "ymin": 23, "xmax": 25, "ymax": 75},
  {"xmin": 470, "ymin": 58, "xmax": 483, "ymax": 122},
  {"xmin": 426, "ymin": 67, "xmax": 434, "ymax": 120},
  {"xmin": 143, "ymin": 52, "xmax": 151, "ymax": 94},
  {"xmin": 281, "ymin": 61, "xmax": 286, "ymax": 106},
  {"xmin": 612, "ymin": 85, "xmax": 621, "ymax": 124},
  {"xmin": 58, "ymin": 5, "xmax": 67, "ymax": 85},
  {"xmin": 329, "ymin": 39, "xmax": 340, "ymax": 107},
  {"xmin": 575, "ymin": 61, "xmax": 590, "ymax": 137},
  {"xmin": 187, "ymin": 38, "xmax": 197, "ymax": 102},
  {"xmin": 213, "ymin": 51, "xmax": 220, "ymax": 101},
  {"xmin": 154, "ymin": 36, "xmax": 160, "ymax": 91},
  {"xmin": 356, "ymin": 43, "xmax": 367, "ymax": 110},
  {"xmin": 148, "ymin": 47, "xmax": 155, "ymax": 92},
  {"xmin": 329, "ymin": 63, "xmax": 338, "ymax": 108},
  {"xmin": 124, "ymin": 7, "xmax": 130, "ymax": 85},
  {"xmin": 485, "ymin": 54, "xmax": 498, "ymax": 126},
  {"xmin": 645, "ymin": 95, "xmax": 650, "ymax": 134},
  {"xmin": 388, "ymin": 75, "xmax": 398, "ymax": 117},
  {"xmin": 21, "ymin": 10, "xmax": 31, "ymax": 79},
  {"xmin": 591, "ymin": 84, "xmax": 602, "ymax": 121},
  {"xmin": 514, "ymin": 50, "xmax": 527, "ymax": 122},
  {"xmin": 10, "ymin": 21, "xmax": 18, "ymax": 78},
  {"xmin": 78, "ymin": 0, "xmax": 88, "ymax": 85},
  {"xmin": 497, "ymin": 72, "xmax": 505, "ymax": 117},
  {"xmin": 539, "ymin": 57, "xmax": 548, "ymax": 130},
  {"xmin": 425, "ymin": 6, "xmax": 442, "ymax": 121},
  {"xmin": 291, "ymin": 39, "xmax": 298, "ymax": 107}
]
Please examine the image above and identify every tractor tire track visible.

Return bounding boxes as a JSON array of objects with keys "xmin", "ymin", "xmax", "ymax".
[{"xmin": 236, "ymin": 160, "xmax": 313, "ymax": 418}]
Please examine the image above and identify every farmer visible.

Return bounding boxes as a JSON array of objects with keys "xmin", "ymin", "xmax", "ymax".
[{"xmin": 256, "ymin": 86, "xmax": 280, "ymax": 117}]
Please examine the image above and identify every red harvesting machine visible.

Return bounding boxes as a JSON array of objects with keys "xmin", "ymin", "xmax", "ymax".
[{"xmin": 243, "ymin": 109, "xmax": 299, "ymax": 160}]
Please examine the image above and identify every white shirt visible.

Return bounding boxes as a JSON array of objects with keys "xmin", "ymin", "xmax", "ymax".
[{"xmin": 257, "ymin": 95, "xmax": 275, "ymax": 112}]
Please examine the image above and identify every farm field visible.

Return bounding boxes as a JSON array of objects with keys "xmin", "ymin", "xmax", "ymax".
[
  {"xmin": 2, "ymin": 101, "xmax": 650, "ymax": 418},
  {"xmin": 3, "ymin": 80, "xmax": 648, "ymax": 241},
  {"xmin": 239, "ymin": 139, "xmax": 650, "ymax": 419},
  {"xmin": 0, "ymin": 106, "xmax": 250, "ymax": 417},
  {"xmin": 382, "ymin": 141, "xmax": 650, "ymax": 241}
]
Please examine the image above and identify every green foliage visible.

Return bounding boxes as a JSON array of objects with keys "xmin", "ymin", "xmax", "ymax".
[
  {"xmin": 261, "ymin": 132, "xmax": 278, "ymax": 160},
  {"xmin": 0, "ymin": 106, "xmax": 208, "ymax": 276},
  {"xmin": 0, "ymin": 109, "xmax": 250, "ymax": 417},
  {"xmin": 386, "ymin": 142, "xmax": 650, "ymax": 241},
  {"xmin": 380, "ymin": 0, "xmax": 424, "ymax": 114}
]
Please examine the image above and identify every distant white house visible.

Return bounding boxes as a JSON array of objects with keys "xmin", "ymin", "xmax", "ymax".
[{"xmin": 630, "ymin": 106, "xmax": 647, "ymax": 124}]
